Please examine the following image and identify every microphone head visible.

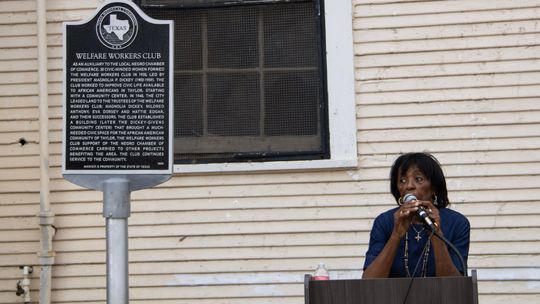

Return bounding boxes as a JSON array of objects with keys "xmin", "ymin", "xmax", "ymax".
[{"xmin": 402, "ymin": 193, "xmax": 417, "ymax": 204}]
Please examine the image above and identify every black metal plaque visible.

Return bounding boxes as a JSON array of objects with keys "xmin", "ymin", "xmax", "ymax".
[{"xmin": 63, "ymin": 0, "xmax": 173, "ymax": 174}]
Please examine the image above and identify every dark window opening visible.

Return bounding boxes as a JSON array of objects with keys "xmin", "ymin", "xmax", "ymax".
[{"xmin": 137, "ymin": 0, "xmax": 328, "ymax": 164}]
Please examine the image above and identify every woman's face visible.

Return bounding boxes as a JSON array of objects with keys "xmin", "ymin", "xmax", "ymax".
[{"xmin": 397, "ymin": 165, "xmax": 434, "ymax": 201}]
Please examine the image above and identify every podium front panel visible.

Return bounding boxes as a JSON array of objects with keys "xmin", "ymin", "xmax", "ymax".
[{"xmin": 307, "ymin": 276, "xmax": 476, "ymax": 304}]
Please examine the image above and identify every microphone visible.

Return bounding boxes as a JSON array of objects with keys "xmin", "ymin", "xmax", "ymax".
[{"xmin": 402, "ymin": 193, "xmax": 436, "ymax": 230}]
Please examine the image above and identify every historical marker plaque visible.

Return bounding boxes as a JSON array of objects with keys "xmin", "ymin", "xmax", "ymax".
[{"xmin": 63, "ymin": 0, "xmax": 173, "ymax": 174}]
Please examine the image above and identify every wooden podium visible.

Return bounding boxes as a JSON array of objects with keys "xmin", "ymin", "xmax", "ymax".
[{"xmin": 304, "ymin": 271, "xmax": 478, "ymax": 304}]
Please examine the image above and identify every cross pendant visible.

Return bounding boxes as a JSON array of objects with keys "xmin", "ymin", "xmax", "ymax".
[{"xmin": 415, "ymin": 233, "xmax": 422, "ymax": 242}]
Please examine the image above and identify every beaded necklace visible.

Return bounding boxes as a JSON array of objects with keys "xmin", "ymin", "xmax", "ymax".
[{"xmin": 404, "ymin": 226, "xmax": 431, "ymax": 277}]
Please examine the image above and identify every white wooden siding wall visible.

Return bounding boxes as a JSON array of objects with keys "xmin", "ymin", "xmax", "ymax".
[
  {"xmin": 354, "ymin": 1, "xmax": 540, "ymax": 303},
  {"xmin": 0, "ymin": 0, "xmax": 42, "ymax": 303},
  {"xmin": 0, "ymin": 0, "xmax": 539, "ymax": 303}
]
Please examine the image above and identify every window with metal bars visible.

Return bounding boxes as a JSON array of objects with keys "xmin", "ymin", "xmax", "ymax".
[{"xmin": 136, "ymin": 0, "xmax": 328, "ymax": 164}]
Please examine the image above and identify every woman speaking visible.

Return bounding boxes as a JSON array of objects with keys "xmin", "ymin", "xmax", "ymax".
[{"xmin": 362, "ymin": 152, "xmax": 470, "ymax": 278}]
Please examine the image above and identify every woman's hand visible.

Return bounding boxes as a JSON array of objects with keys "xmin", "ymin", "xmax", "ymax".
[
  {"xmin": 393, "ymin": 202, "xmax": 416, "ymax": 238},
  {"xmin": 393, "ymin": 198, "xmax": 441, "ymax": 238},
  {"xmin": 416, "ymin": 199, "xmax": 441, "ymax": 231}
]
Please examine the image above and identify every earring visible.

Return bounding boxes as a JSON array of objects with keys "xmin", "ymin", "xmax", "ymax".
[
  {"xmin": 398, "ymin": 196, "xmax": 404, "ymax": 205},
  {"xmin": 433, "ymin": 195, "xmax": 439, "ymax": 206}
]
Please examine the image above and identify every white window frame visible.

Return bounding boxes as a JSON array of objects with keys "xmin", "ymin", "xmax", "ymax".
[{"xmin": 174, "ymin": 0, "xmax": 357, "ymax": 173}]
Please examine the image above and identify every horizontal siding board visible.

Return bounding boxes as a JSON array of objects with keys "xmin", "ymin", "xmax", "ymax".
[
  {"xmin": 0, "ymin": 267, "xmax": 41, "ymax": 281},
  {"xmin": 0, "ymin": 83, "xmax": 39, "ymax": 96},
  {"xmin": 53, "ymin": 232, "xmax": 366, "ymax": 252},
  {"xmin": 50, "ymin": 284, "xmax": 301, "ymax": 302},
  {"xmin": 48, "ymin": 271, "xmax": 361, "ymax": 290},
  {"xmin": 0, "ymin": 120, "xmax": 38, "ymax": 133},
  {"xmin": 49, "ymin": 227, "xmax": 539, "ymax": 253},
  {"xmin": 50, "ymin": 272, "xmax": 315, "ymax": 289},
  {"xmin": 0, "ymin": 228, "xmax": 38, "ymax": 242},
  {"xmin": 358, "ymin": 138, "xmax": 540, "ymax": 155},
  {"xmin": 356, "ymin": 46, "xmax": 540, "ymax": 68},
  {"xmin": 0, "ymin": 155, "xmax": 38, "ymax": 169},
  {"xmin": 0, "ymin": 279, "xmax": 39, "ymax": 293},
  {"xmin": 355, "ymin": 20, "xmax": 540, "ymax": 43},
  {"xmin": 357, "ymin": 98, "xmax": 540, "ymax": 118},
  {"xmin": 355, "ymin": 33, "xmax": 540, "ymax": 56},
  {"xmin": 46, "ymin": 9, "xmax": 100, "ymax": 23},
  {"xmin": 0, "ymin": 144, "xmax": 39, "ymax": 157},
  {"xmin": 52, "ymin": 220, "xmax": 366, "ymax": 241},
  {"xmin": 468, "ymin": 254, "xmax": 540, "ymax": 268},
  {"xmin": 478, "ymin": 268, "xmax": 540, "ymax": 281},
  {"xmin": 0, "ymin": 215, "xmax": 38, "ymax": 230},
  {"xmin": 479, "ymin": 280, "xmax": 540, "ymax": 293},
  {"xmin": 0, "ymin": 96, "xmax": 38, "ymax": 108},
  {"xmin": 0, "ymin": 180, "xmax": 39, "ymax": 193},
  {"xmin": 45, "ymin": 202, "xmax": 540, "ymax": 229},
  {"xmin": 358, "ymin": 73, "xmax": 540, "ymax": 93},
  {"xmin": 0, "ymin": 1, "xmax": 35, "ymax": 13},
  {"xmin": 0, "ymin": 59, "xmax": 38, "ymax": 72},
  {"xmin": 0, "ymin": 106, "xmax": 37, "ymax": 119},
  {"xmin": 358, "ymin": 85, "xmax": 540, "ymax": 104},
  {"xmin": 0, "ymin": 291, "xmax": 299, "ymax": 304},
  {"xmin": 49, "ymin": 254, "xmax": 540, "ymax": 278},
  {"xmin": 0, "ymin": 11, "xmax": 36, "ymax": 25},
  {"xmin": 47, "ymin": 21, "xmax": 66, "ymax": 36},
  {"xmin": 0, "ymin": 292, "xmax": 39, "ymax": 304},
  {"xmin": 0, "ymin": 168, "xmax": 39, "ymax": 181},
  {"xmin": 354, "ymin": 0, "xmax": 540, "ymax": 17},
  {"xmin": 0, "ymin": 35, "xmax": 36, "ymax": 48},
  {"xmin": 46, "ymin": 0, "xmax": 101, "ymax": 11},
  {"xmin": 358, "ymin": 111, "xmax": 540, "ymax": 130},
  {"xmin": 0, "ymin": 192, "xmax": 38, "ymax": 205},
  {"xmin": 0, "ymin": 23, "xmax": 36, "ymax": 37},
  {"xmin": 0, "ymin": 71, "xmax": 39, "ymax": 85},
  {"xmin": 0, "ymin": 132, "xmax": 38, "ymax": 157},
  {"xmin": 52, "ymin": 257, "xmax": 355, "ymax": 277},
  {"xmin": 0, "ymin": 240, "xmax": 38, "ymax": 254},
  {"xmin": 47, "ymin": 46, "xmax": 62, "ymax": 60},
  {"xmin": 51, "ymin": 245, "xmax": 362, "ymax": 265},
  {"xmin": 359, "ymin": 59, "xmax": 540, "ymax": 81},
  {"xmin": 479, "ymin": 294, "xmax": 540, "ymax": 304},
  {"xmin": 354, "ymin": 7, "xmax": 540, "ymax": 29},
  {"xmin": 0, "ymin": 47, "xmax": 36, "ymax": 60},
  {"xmin": 359, "ymin": 150, "xmax": 540, "ymax": 167},
  {"xmin": 0, "ymin": 253, "xmax": 37, "ymax": 267},
  {"xmin": 0, "ymin": 202, "xmax": 40, "ymax": 216},
  {"xmin": 358, "ymin": 124, "xmax": 540, "ymax": 142},
  {"xmin": 52, "ymin": 216, "xmax": 372, "ymax": 234},
  {"xmin": 46, "ymin": 33, "xmax": 61, "ymax": 48}
]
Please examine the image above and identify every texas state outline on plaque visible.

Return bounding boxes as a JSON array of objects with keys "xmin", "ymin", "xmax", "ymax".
[{"xmin": 103, "ymin": 14, "xmax": 129, "ymax": 41}]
